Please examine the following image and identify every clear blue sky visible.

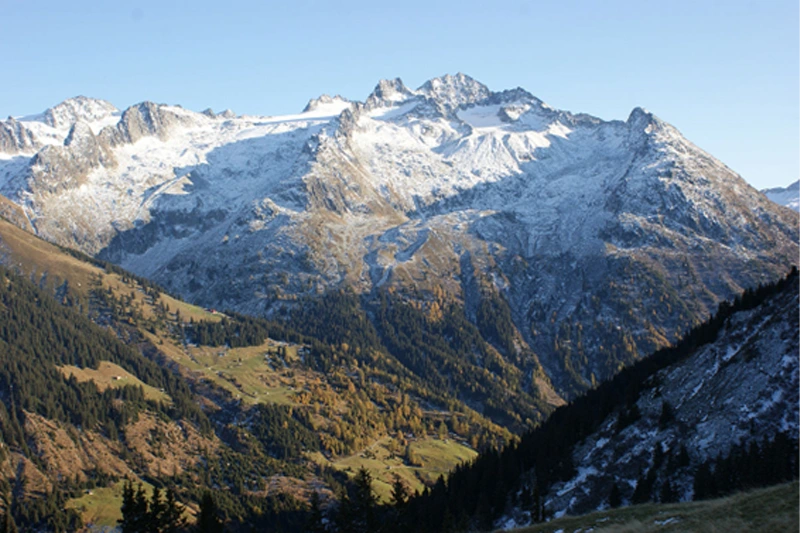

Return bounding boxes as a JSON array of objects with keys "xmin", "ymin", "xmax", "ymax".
[{"xmin": 1, "ymin": 0, "xmax": 796, "ymax": 189}]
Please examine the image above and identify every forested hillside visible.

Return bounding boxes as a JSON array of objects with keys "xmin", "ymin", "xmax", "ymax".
[
  {"xmin": 386, "ymin": 267, "xmax": 799, "ymax": 531},
  {"xmin": 0, "ymin": 216, "xmax": 525, "ymax": 531}
]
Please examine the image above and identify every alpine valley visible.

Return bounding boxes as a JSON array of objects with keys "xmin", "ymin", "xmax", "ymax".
[{"xmin": 0, "ymin": 74, "xmax": 797, "ymax": 532}]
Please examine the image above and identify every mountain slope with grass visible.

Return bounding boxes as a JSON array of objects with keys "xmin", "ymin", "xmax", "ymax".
[
  {"xmin": 514, "ymin": 481, "xmax": 798, "ymax": 533},
  {"xmin": 0, "ymin": 214, "xmax": 520, "ymax": 531}
]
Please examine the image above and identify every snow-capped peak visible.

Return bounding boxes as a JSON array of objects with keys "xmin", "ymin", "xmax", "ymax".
[
  {"xmin": 486, "ymin": 87, "xmax": 539, "ymax": 106},
  {"xmin": 417, "ymin": 72, "xmax": 491, "ymax": 109},
  {"xmin": 42, "ymin": 96, "xmax": 118, "ymax": 130},
  {"xmin": 365, "ymin": 78, "xmax": 415, "ymax": 109},
  {"xmin": 303, "ymin": 94, "xmax": 351, "ymax": 113},
  {"xmin": 626, "ymin": 106, "xmax": 655, "ymax": 128}
]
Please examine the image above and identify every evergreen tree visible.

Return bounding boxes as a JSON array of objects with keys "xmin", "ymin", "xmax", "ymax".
[
  {"xmin": 306, "ymin": 491, "xmax": 326, "ymax": 533},
  {"xmin": 631, "ymin": 469, "xmax": 655, "ymax": 504},
  {"xmin": 334, "ymin": 488, "xmax": 354, "ymax": 533},
  {"xmin": 658, "ymin": 401, "xmax": 675, "ymax": 430},
  {"xmin": 351, "ymin": 467, "xmax": 378, "ymax": 533},
  {"xmin": 529, "ymin": 485, "xmax": 544, "ymax": 523},
  {"xmin": 389, "ymin": 474, "xmax": 409, "ymax": 508},
  {"xmin": 119, "ymin": 480, "xmax": 149, "ymax": 533},
  {"xmin": 0, "ymin": 512, "xmax": 18, "ymax": 533},
  {"xmin": 659, "ymin": 480, "xmax": 678, "ymax": 503},
  {"xmin": 148, "ymin": 487, "xmax": 165, "ymax": 532},
  {"xmin": 387, "ymin": 474, "xmax": 410, "ymax": 533},
  {"xmin": 195, "ymin": 492, "xmax": 225, "ymax": 533},
  {"xmin": 609, "ymin": 482, "xmax": 621, "ymax": 508},
  {"xmin": 159, "ymin": 488, "xmax": 185, "ymax": 533}
]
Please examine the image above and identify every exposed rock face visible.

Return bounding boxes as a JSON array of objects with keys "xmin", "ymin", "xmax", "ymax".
[
  {"xmin": 365, "ymin": 78, "xmax": 416, "ymax": 110},
  {"xmin": 417, "ymin": 72, "xmax": 492, "ymax": 111},
  {"xmin": 0, "ymin": 77, "xmax": 796, "ymax": 397},
  {"xmin": 0, "ymin": 117, "xmax": 39, "ymax": 154},
  {"xmin": 42, "ymin": 96, "xmax": 117, "ymax": 130},
  {"xmin": 28, "ymin": 121, "xmax": 116, "ymax": 195},
  {"xmin": 540, "ymin": 274, "xmax": 799, "ymax": 517},
  {"xmin": 100, "ymin": 101, "xmax": 201, "ymax": 146},
  {"xmin": 304, "ymin": 94, "xmax": 350, "ymax": 113}
]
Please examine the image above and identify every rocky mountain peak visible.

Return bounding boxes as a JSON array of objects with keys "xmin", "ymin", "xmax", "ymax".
[
  {"xmin": 417, "ymin": 72, "xmax": 491, "ymax": 109},
  {"xmin": 303, "ymin": 94, "xmax": 351, "ymax": 113},
  {"xmin": 626, "ymin": 106, "xmax": 655, "ymax": 128},
  {"xmin": 364, "ymin": 78, "xmax": 415, "ymax": 109},
  {"xmin": 43, "ymin": 96, "xmax": 118, "ymax": 130},
  {"xmin": 486, "ymin": 87, "xmax": 538, "ymax": 105},
  {"xmin": 29, "ymin": 120, "xmax": 116, "ymax": 197},
  {"xmin": 626, "ymin": 106, "xmax": 675, "ymax": 137},
  {"xmin": 0, "ymin": 116, "xmax": 39, "ymax": 154},
  {"xmin": 103, "ymin": 101, "xmax": 199, "ymax": 146}
]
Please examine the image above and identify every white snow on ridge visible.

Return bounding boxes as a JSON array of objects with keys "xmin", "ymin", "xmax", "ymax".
[
  {"xmin": 1, "ymin": 77, "xmax": 796, "ymax": 324},
  {"xmin": 88, "ymin": 112, "xmax": 123, "ymax": 135},
  {"xmin": 243, "ymin": 101, "xmax": 352, "ymax": 126},
  {"xmin": 457, "ymin": 104, "xmax": 508, "ymax": 129},
  {"xmin": 367, "ymin": 101, "xmax": 420, "ymax": 121}
]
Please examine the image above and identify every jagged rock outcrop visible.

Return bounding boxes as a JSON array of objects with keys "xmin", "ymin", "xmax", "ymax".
[
  {"xmin": 418, "ymin": 72, "xmax": 491, "ymax": 111},
  {"xmin": 0, "ymin": 117, "xmax": 40, "ymax": 154},
  {"xmin": 100, "ymin": 101, "xmax": 201, "ymax": 146},
  {"xmin": 304, "ymin": 94, "xmax": 350, "ymax": 113},
  {"xmin": 42, "ymin": 96, "xmax": 117, "ymax": 130},
  {"xmin": 28, "ymin": 121, "xmax": 116, "ymax": 195}
]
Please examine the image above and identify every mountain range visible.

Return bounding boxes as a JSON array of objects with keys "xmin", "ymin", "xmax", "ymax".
[
  {"xmin": 0, "ymin": 74, "xmax": 797, "ymax": 531},
  {"xmin": 1, "ymin": 74, "xmax": 796, "ymax": 400}
]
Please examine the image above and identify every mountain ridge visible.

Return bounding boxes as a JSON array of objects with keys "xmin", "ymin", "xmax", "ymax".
[
  {"xmin": 762, "ymin": 180, "xmax": 799, "ymax": 211},
  {"xmin": 0, "ymin": 74, "xmax": 796, "ymax": 398}
]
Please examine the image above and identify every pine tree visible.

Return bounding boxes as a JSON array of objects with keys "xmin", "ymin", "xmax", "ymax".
[
  {"xmin": 148, "ymin": 486, "xmax": 165, "ymax": 532},
  {"xmin": 659, "ymin": 480, "xmax": 678, "ymax": 503},
  {"xmin": 529, "ymin": 485, "xmax": 543, "ymax": 523},
  {"xmin": 334, "ymin": 488, "xmax": 354, "ymax": 533},
  {"xmin": 693, "ymin": 461, "xmax": 713, "ymax": 500},
  {"xmin": 119, "ymin": 480, "xmax": 149, "ymax": 533},
  {"xmin": 387, "ymin": 474, "xmax": 410, "ymax": 532},
  {"xmin": 658, "ymin": 401, "xmax": 675, "ymax": 430},
  {"xmin": 351, "ymin": 467, "xmax": 378, "ymax": 533},
  {"xmin": 609, "ymin": 482, "xmax": 621, "ymax": 508},
  {"xmin": 389, "ymin": 473, "xmax": 409, "ymax": 508},
  {"xmin": 160, "ymin": 488, "xmax": 185, "ymax": 533},
  {"xmin": 195, "ymin": 492, "xmax": 225, "ymax": 533},
  {"xmin": 0, "ymin": 512, "xmax": 18, "ymax": 533},
  {"xmin": 306, "ymin": 491, "xmax": 326, "ymax": 533}
]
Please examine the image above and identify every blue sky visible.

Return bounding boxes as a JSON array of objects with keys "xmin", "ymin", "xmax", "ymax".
[{"xmin": 1, "ymin": 0, "xmax": 796, "ymax": 189}]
